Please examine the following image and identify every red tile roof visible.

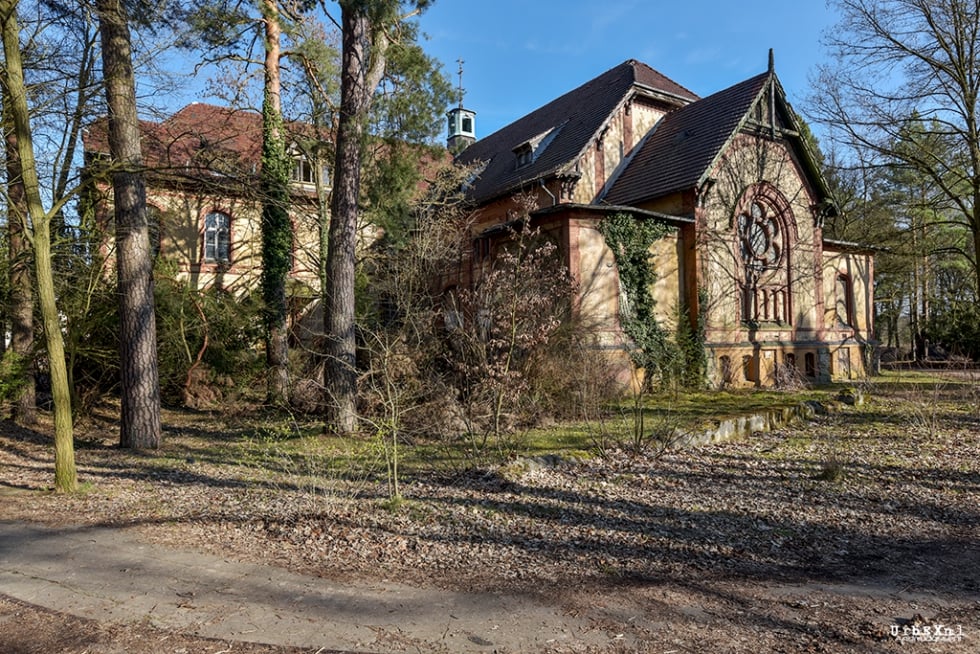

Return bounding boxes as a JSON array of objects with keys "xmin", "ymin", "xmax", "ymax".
[
  {"xmin": 84, "ymin": 103, "xmax": 328, "ymax": 180},
  {"xmin": 154, "ymin": 103, "xmax": 264, "ymax": 169}
]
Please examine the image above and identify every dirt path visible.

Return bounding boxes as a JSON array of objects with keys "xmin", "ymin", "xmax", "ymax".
[
  {"xmin": 1, "ymin": 385, "xmax": 978, "ymax": 652},
  {"xmin": 0, "ymin": 520, "xmax": 618, "ymax": 653},
  {"xmin": 2, "ymin": 517, "xmax": 976, "ymax": 653}
]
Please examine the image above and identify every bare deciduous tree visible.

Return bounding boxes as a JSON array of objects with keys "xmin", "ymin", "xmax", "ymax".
[
  {"xmin": 3, "ymin": 84, "xmax": 35, "ymax": 424},
  {"xmin": 0, "ymin": 0, "xmax": 77, "ymax": 490},
  {"xmin": 811, "ymin": 0, "xmax": 980, "ymax": 299}
]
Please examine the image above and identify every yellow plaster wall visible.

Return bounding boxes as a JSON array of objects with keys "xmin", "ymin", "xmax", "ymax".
[
  {"xmin": 572, "ymin": 99, "xmax": 670, "ymax": 205},
  {"xmin": 147, "ymin": 187, "xmax": 322, "ymax": 296},
  {"xmin": 650, "ymin": 233, "xmax": 682, "ymax": 331},
  {"xmin": 630, "ymin": 100, "xmax": 668, "ymax": 138},
  {"xmin": 821, "ymin": 248, "xmax": 874, "ymax": 380},
  {"xmin": 575, "ymin": 220, "xmax": 621, "ymax": 339},
  {"xmin": 699, "ymin": 136, "xmax": 821, "ymax": 339},
  {"xmin": 574, "ymin": 217, "xmax": 682, "ymax": 342},
  {"xmin": 821, "ymin": 249, "xmax": 874, "ymax": 336}
]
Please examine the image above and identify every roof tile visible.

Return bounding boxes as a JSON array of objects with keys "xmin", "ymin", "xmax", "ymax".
[
  {"xmin": 456, "ymin": 60, "xmax": 697, "ymax": 203},
  {"xmin": 603, "ymin": 72, "xmax": 769, "ymax": 205}
]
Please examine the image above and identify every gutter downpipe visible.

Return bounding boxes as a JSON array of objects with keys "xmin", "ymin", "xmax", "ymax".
[{"xmin": 540, "ymin": 178, "xmax": 557, "ymax": 206}]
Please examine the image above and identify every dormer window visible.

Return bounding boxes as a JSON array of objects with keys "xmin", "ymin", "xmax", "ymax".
[
  {"xmin": 515, "ymin": 143, "xmax": 533, "ymax": 168},
  {"xmin": 512, "ymin": 122, "xmax": 565, "ymax": 170},
  {"xmin": 291, "ymin": 157, "xmax": 329, "ymax": 187},
  {"xmin": 293, "ymin": 158, "xmax": 314, "ymax": 184}
]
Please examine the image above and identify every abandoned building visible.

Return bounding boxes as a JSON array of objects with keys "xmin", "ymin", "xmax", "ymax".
[
  {"xmin": 449, "ymin": 55, "xmax": 874, "ymax": 387},
  {"xmin": 83, "ymin": 52, "xmax": 874, "ymax": 390},
  {"xmin": 83, "ymin": 103, "xmax": 328, "ymax": 299}
]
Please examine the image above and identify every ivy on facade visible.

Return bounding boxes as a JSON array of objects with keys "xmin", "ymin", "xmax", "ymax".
[
  {"xmin": 678, "ymin": 288, "xmax": 709, "ymax": 389},
  {"xmin": 598, "ymin": 212, "xmax": 705, "ymax": 389}
]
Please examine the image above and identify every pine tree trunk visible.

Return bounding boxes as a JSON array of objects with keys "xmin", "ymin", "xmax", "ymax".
[
  {"xmin": 3, "ymin": 88, "xmax": 36, "ymax": 425},
  {"xmin": 97, "ymin": 0, "xmax": 161, "ymax": 448},
  {"xmin": 323, "ymin": 6, "xmax": 373, "ymax": 435},
  {"xmin": 260, "ymin": 0, "xmax": 291, "ymax": 406},
  {"xmin": 1, "ymin": 0, "xmax": 76, "ymax": 491}
]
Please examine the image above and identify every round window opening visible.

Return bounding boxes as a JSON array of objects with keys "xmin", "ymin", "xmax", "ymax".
[{"xmin": 738, "ymin": 200, "xmax": 783, "ymax": 271}]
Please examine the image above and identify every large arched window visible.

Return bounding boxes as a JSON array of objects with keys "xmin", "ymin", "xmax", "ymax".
[
  {"xmin": 736, "ymin": 185, "xmax": 793, "ymax": 324},
  {"xmin": 738, "ymin": 200, "xmax": 783, "ymax": 273},
  {"xmin": 203, "ymin": 211, "xmax": 231, "ymax": 263}
]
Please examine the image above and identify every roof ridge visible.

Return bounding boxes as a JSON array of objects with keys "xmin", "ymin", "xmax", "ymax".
[
  {"xmin": 626, "ymin": 59, "xmax": 700, "ymax": 101},
  {"xmin": 456, "ymin": 59, "xmax": 698, "ymax": 204},
  {"xmin": 603, "ymin": 69, "xmax": 774, "ymax": 205}
]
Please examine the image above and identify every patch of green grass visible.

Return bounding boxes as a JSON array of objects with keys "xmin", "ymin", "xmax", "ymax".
[
  {"xmin": 517, "ymin": 387, "xmax": 833, "ymax": 459},
  {"xmin": 520, "ymin": 424, "xmax": 597, "ymax": 456},
  {"xmin": 380, "ymin": 496, "xmax": 406, "ymax": 512},
  {"xmin": 143, "ymin": 384, "xmax": 885, "ymax": 489},
  {"xmin": 871, "ymin": 369, "xmax": 978, "ymax": 393},
  {"xmin": 640, "ymin": 388, "xmax": 826, "ymax": 421},
  {"xmin": 70, "ymin": 481, "xmax": 98, "ymax": 495}
]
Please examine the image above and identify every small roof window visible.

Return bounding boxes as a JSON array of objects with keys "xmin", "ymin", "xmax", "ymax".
[{"xmin": 512, "ymin": 122, "xmax": 566, "ymax": 169}]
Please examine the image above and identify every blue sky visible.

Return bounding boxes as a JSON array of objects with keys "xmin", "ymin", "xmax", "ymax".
[
  {"xmin": 417, "ymin": 0, "xmax": 839, "ymax": 140},
  {"xmin": 155, "ymin": 2, "xmax": 839, "ymax": 141}
]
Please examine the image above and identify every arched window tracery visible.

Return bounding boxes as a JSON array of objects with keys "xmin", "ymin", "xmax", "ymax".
[{"xmin": 736, "ymin": 186, "xmax": 793, "ymax": 324}]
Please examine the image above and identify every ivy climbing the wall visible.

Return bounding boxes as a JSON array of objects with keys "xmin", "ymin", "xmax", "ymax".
[
  {"xmin": 598, "ymin": 213, "xmax": 709, "ymax": 390},
  {"xmin": 598, "ymin": 212, "xmax": 677, "ymax": 389},
  {"xmin": 678, "ymin": 287, "xmax": 709, "ymax": 389}
]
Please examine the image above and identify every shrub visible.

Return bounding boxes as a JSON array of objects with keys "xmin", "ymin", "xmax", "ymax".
[
  {"xmin": 926, "ymin": 300, "xmax": 980, "ymax": 361},
  {"xmin": 154, "ymin": 271, "xmax": 264, "ymax": 405}
]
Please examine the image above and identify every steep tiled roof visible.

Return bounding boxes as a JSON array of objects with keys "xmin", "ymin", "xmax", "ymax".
[
  {"xmin": 603, "ymin": 72, "xmax": 770, "ymax": 206},
  {"xmin": 456, "ymin": 60, "xmax": 698, "ymax": 203},
  {"xmin": 151, "ymin": 103, "xmax": 265, "ymax": 170},
  {"xmin": 84, "ymin": 103, "xmax": 329, "ymax": 179}
]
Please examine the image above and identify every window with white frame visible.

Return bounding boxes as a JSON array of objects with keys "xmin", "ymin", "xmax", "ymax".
[
  {"xmin": 203, "ymin": 211, "xmax": 231, "ymax": 263},
  {"xmin": 292, "ymin": 157, "xmax": 329, "ymax": 187}
]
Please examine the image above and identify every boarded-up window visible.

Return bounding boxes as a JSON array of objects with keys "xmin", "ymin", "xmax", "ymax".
[{"xmin": 742, "ymin": 354, "xmax": 755, "ymax": 382}]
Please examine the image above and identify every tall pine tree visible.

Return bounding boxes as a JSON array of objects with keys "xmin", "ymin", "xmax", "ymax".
[{"xmin": 96, "ymin": 0, "xmax": 162, "ymax": 448}]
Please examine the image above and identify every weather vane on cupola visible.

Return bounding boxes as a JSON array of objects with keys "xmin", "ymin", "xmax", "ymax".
[
  {"xmin": 447, "ymin": 57, "xmax": 476, "ymax": 154},
  {"xmin": 456, "ymin": 57, "xmax": 466, "ymax": 108}
]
